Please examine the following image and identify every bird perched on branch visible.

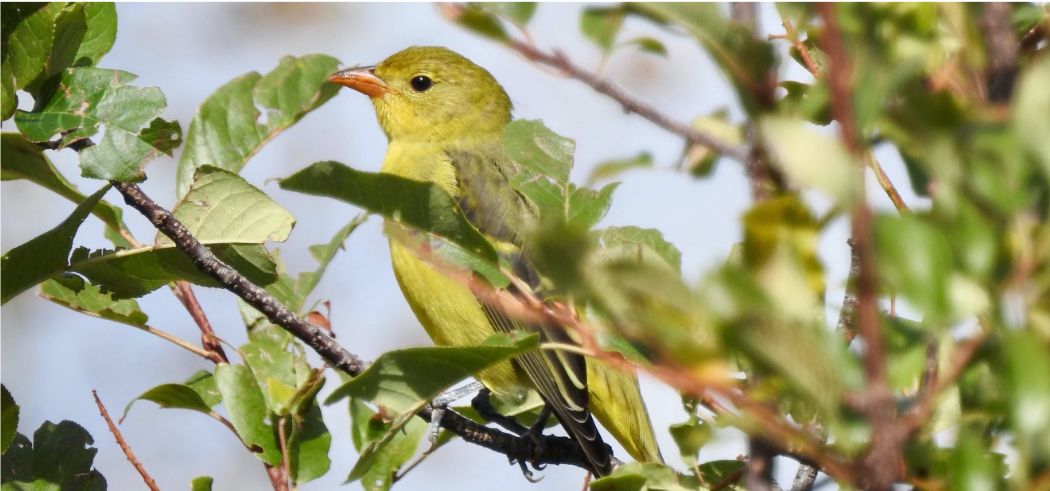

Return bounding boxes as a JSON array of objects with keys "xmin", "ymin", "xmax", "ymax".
[{"xmin": 327, "ymin": 46, "xmax": 662, "ymax": 477}]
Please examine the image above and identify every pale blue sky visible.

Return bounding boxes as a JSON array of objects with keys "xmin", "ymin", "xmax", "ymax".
[{"xmin": 1, "ymin": 3, "xmax": 920, "ymax": 490}]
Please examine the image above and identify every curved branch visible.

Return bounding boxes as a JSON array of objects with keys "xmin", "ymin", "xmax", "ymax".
[{"xmin": 109, "ymin": 180, "xmax": 598, "ymax": 473}]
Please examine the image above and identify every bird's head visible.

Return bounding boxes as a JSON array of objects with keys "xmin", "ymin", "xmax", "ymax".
[{"xmin": 329, "ymin": 46, "xmax": 512, "ymax": 142}]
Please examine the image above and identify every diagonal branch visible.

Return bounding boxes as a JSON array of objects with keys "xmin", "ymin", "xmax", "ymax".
[
  {"xmin": 109, "ymin": 180, "xmax": 599, "ymax": 474},
  {"xmin": 93, "ymin": 390, "xmax": 162, "ymax": 491}
]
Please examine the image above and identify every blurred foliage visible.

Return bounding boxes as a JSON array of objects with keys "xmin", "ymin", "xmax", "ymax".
[{"xmin": 3, "ymin": 2, "xmax": 1050, "ymax": 491}]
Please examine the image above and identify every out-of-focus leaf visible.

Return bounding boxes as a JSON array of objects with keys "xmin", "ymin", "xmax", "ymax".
[
  {"xmin": 581, "ymin": 7, "xmax": 625, "ymax": 53},
  {"xmin": 788, "ymin": 37, "xmax": 827, "ymax": 75},
  {"xmin": 0, "ymin": 420, "xmax": 107, "ymax": 490},
  {"xmin": 1, "ymin": 132, "xmax": 128, "ymax": 241},
  {"xmin": 668, "ymin": 419, "xmax": 710, "ymax": 468},
  {"xmin": 280, "ymin": 160, "xmax": 497, "ymax": 263},
  {"xmin": 874, "ymin": 214, "xmax": 952, "ymax": 323},
  {"xmin": 176, "ymin": 54, "xmax": 340, "ymax": 197},
  {"xmin": 950, "ymin": 428, "xmax": 1006, "ymax": 491},
  {"xmin": 39, "ymin": 274, "xmax": 148, "ymax": 326},
  {"xmin": 74, "ymin": 3, "xmax": 117, "ymax": 67},
  {"xmin": 761, "ymin": 117, "xmax": 858, "ymax": 205},
  {"xmin": 597, "ymin": 226, "xmax": 682, "ymax": 273},
  {"xmin": 1, "ymin": 185, "xmax": 108, "ymax": 305},
  {"xmin": 68, "ymin": 242, "xmax": 278, "ymax": 299},
  {"xmin": 347, "ymin": 399, "xmax": 426, "ymax": 490},
  {"xmin": 383, "ymin": 221, "xmax": 510, "ymax": 289},
  {"xmin": 287, "ymin": 402, "xmax": 332, "ymax": 484},
  {"xmin": 681, "ymin": 111, "xmax": 743, "ymax": 178},
  {"xmin": 628, "ymin": 3, "xmax": 776, "ymax": 113},
  {"xmin": 1003, "ymin": 332, "xmax": 1050, "ymax": 438},
  {"xmin": 324, "ymin": 333, "xmax": 539, "ymax": 413},
  {"xmin": 620, "ymin": 37, "xmax": 667, "ymax": 56},
  {"xmin": 265, "ymin": 214, "xmax": 367, "ymax": 313},
  {"xmin": 190, "ymin": 476, "xmax": 213, "ymax": 491},
  {"xmin": 14, "ymin": 68, "xmax": 180, "ymax": 181},
  {"xmin": 778, "ymin": 81, "xmax": 831, "ymax": 126},
  {"xmin": 444, "ymin": 5, "xmax": 509, "ymax": 43},
  {"xmin": 214, "ymin": 363, "xmax": 282, "ymax": 466},
  {"xmin": 590, "ymin": 462, "xmax": 700, "ymax": 491},
  {"xmin": 1013, "ymin": 55, "xmax": 1050, "ymax": 175},
  {"xmin": 587, "ymin": 152, "xmax": 653, "ymax": 185},
  {"xmin": 157, "ymin": 166, "xmax": 295, "ymax": 246},
  {"xmin": 484, "ymin": 3, "xmax": 537, "ymax": 25},
  {"xmin": 1, "ymin": 385, "xmax": 18, "ymax": 454}
]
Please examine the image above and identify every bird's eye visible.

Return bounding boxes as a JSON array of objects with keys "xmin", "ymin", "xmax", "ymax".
[{"xmin": 410, "ymin": 76, "xmax": 433, "ymax": 92}]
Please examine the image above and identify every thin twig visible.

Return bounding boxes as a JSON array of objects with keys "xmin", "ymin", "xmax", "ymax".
[
  {"xmin": 174, "ymin": 281, "xmax": 228, "ymax": 363},
  {"xmin": 897, "ymin": 335, "xmax": 986, "ymax": 437},
  {"xmin": 780, "ymin": 18, "xmax": 820, "ymax": 78},
  {"xmin": 505, "ymin": 40, "xmax": 749, "ymax": 163},
  {"xmin": 711, "ymin": 465, "xmax": 747, "ymax": 491},
  {"xmin": 92, "ymin": 390, "xmax": 162, "ymax": 491}
]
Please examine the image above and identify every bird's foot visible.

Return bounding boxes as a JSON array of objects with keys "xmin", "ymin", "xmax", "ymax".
[
  {"xmin": 471, "ymin": 388, "xmax": 530, "ymax": 435},
  {"xmin": 425, "ymin": 381, "xmax": 485, "ymax": 451}
]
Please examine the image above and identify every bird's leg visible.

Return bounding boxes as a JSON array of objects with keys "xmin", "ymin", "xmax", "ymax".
[
  {"xmin": 523, "ymin": 404, "xmax": 554, "ymax": 471},
  {"xmin": 470, "ymin": 388, "xmax": 530, "ymax": 435},
  {"xmin": 425, "ymin": 381, "xmax": 485, "ymax": 450}
]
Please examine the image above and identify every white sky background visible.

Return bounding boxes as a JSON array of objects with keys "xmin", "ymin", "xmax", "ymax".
[{"xmin": 1, "ymin": 3, "xmax": 924, "ymax": 490}]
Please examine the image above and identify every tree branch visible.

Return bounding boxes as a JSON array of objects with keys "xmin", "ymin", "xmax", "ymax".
[
  {"xmin": 503, "ymin": 39, "xmax": 750, "ymax": 163},
  {"xmin": 981, "ymin": 2, "xmax": 1019, "ymax": 103},
  {"xmin": 817, "ymin": 5, "xmax": 897, "ymax": 490},
  {"xmin": 108, "ymin": 180, "xmax": 600, "ymax": 474},
  {"xmin": 93, "ymin": 390, "xmax": 162, "ymax": 491}
]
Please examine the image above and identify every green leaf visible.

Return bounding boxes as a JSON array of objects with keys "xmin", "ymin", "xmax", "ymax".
[
  {"xmin": 287, "ymin": 402, "xmax": 331, "ymax": 484},
  {"xmin": 2, "ymin": 67, "xmax": 15, "ymax": 121},
  {"xmin": 68, "ymin": 242, "xmax": 278, "ymax": 299},
  {"xmin": 1, "ymin": 132, "xmax": 128, "ymax": 240},
  {"xmin": 760, "ymin": 117, "xmax": 859, "ymax": 205},
  {"xmin": 279, "ymin": 160, "xmax": 497, "ymax": 263},
  {"xmin": 483, "ymin": 3, "xmax": 537, "ymax": 25},
  {"xmin": 504, "ymin": 120, "xmax": 617, "ymax": 229},
  {"xmin": 1002, "ymin": 332, "xmax": 1050, "ymax": 437},
  {"xmin": 32, "ymin": 3, "xmax": 86, "ymax": 90},
  {"xmin": 190, "ymin": 476, "xmax": 213, "ymax": 491},
  {"xmin": 447, "ymin": 6, "xmax": 509, "ymax": 44},
  {"xmin": 74, "ymin": 3, "xmax": 117, "ymax": 67},
  {"xmin": 120, "ymin": 384, "xmax": 214, "ymax": 423},
  {"xmin": 590, "ymin": 462, "xmax": 700, "ymax": 491},
  {"xmin": 347, "ymin": 400, "xmax": 426, "ymax": 490},
  {"xmin": 176, "ymin": 54, "xmax": 340, "ymax": 198},
  {"xmin": 1, "ymin": 385, "xmax": 18, "ymax": 455},
  {"xmin": 597, "ymin": 226, "xmax": 682, "ymax": 273},
  {"xmin": 13, "ymin": 67, "xmax": 180, "ymax": 181},
  {"xmin": 778, "ymin": 81, "xmax": 831, "ymax": 126},
  {"xmin": 264, "ymin": 215, "xmax": 365, "ymax": 314},
  {"xmin": 157, "ymin": 166, "xmax": 295, "ymax": 246},
  {"xmin": 0, "ymin": 420, "xmax": 106, "ymax": 491},
  {"xmin": 214, "ymin": 363, "xmax": 282, "ymax": 466},
  {"xmin": 950, "ymin": 428, "xmax": 1005, "ymax": 491},
  {"xmin": 681, "ymin": 111, "xmax": 743, "ymax": 177},
  {"xmin": 668, "ymin": 419, "xmax": 711, "ymax": 468},
  {"xmin": 788, "ymin": 37, "xmax": 827, "ymax": 75},
  {"xmin": 504, "ymin": 119, "xmax": 573, "ymax": 186},
  {"xmin": 2, "ymin": 3, "xmax": 66, "ymax": 91},
  {"xmin": 697, "ymin": 460, "xmax": 747, "ymax": 489},
  {"xmin": 1, "ymin": 184, "xmax": 108, "ymax": 305},
  {"xmin": 324, "ymin": 333, "xmax": 539, "ymax": 413},
  {"xmin": 581, "ymin": 7, "xmax": 625, "ymax": 52},
  {"xmin": 586, "ymin": 151, "xmax": 653, "ymax": 185},
  {"xmin": 39, "ymin": 274, "xmax": 148, "ymax": 326},
  {"xmin": 874, "ymin": 214, "xmax": 952, "ymax": 322},
  {"xmin": 1013, "ymin": 55, "xmax": 1050, "ymax": 175},
  {"xmin": 620, "ymin": 37, "xmax": 667, "ymax": 56},
  {"xmin": 183, "ymin": 370, "xmax": 222, "ymax": 408},
  {"xmin": 382, "ymin": 220, "xmax": 510, "ymax": 289}
]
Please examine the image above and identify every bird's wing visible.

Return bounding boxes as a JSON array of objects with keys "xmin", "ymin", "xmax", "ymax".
[{"xmin": 447, "ymin": 148, "xmax": 614, "ymax": 476}]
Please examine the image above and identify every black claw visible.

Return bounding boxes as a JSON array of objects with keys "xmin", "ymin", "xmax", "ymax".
[
  {"xmin": 517, "ymin": 459, "xmax": 544, "ymax": 483},
  {"xmin": 471, "ymin": 389, "xmax": 529, "ymax": 435}
]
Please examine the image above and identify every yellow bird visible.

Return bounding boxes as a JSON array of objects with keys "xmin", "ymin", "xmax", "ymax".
[{"xmin": 328, "ymin": 46, "xmax": 662, "ymax": 476}]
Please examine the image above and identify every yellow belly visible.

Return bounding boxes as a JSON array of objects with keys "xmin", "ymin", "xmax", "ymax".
[{"xmin": 388, "ymin": 239, "xmax": 529, "ymax": 399}]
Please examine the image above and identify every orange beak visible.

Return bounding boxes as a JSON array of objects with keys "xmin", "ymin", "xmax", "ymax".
[{"xmin": 327, "ymin": 66, "xmax": 397, "ymax": 98}]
